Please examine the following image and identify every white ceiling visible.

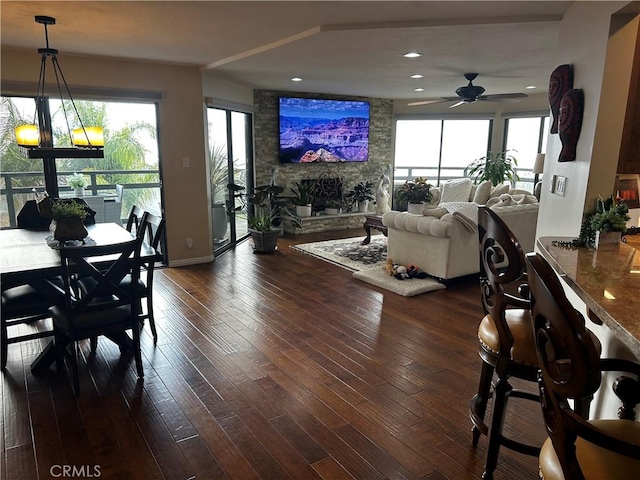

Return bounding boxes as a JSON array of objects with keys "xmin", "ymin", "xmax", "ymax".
[{"xmin": 1, "ymin": 1, "xmax": 573, "ymax": 102}]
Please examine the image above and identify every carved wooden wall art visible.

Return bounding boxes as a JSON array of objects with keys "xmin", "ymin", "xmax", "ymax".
[
  {"xmin": 549, "ymin": 64, "xmax": 574, "ymax": 133},
  {"xmin": 558, "ymin": 88, "xmax": 584, "ymax": 162}
]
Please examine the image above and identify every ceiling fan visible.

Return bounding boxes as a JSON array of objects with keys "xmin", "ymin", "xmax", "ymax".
[{"xmin": 408, "ymin": 73, "xmax": 528, "ymax": 108}]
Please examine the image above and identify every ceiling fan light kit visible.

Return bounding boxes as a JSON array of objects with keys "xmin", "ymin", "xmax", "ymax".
[{"xmin": 408, "ymin": 72, "xmax": 528, "ymax": 108}]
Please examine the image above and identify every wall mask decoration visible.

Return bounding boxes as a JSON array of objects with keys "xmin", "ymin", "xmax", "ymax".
[
  {"xmin": 558, "ymin": 88, "xmax": 584, "ymax": 162},
  {"xmin": 548, "ymin": 64, "xmax": 574, "ymax": 133}
]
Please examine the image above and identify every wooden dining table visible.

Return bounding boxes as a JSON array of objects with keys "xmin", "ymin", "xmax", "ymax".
[{"xmin": 0, "ymin": 223, "xmax": 160, "ymax": 372}]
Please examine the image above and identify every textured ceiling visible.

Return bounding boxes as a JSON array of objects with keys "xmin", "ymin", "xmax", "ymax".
[{"xmin": 1, "ymin": 1, "xmax": 573, "ymax": 101}]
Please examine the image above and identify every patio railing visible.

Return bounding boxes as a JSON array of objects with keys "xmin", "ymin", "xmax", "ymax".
[{"xmin": 1, "ymin": 170, "xmax": 160, "ymax": 228}]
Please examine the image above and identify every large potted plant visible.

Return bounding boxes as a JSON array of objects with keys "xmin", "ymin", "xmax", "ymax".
[
  {"xmin": 345, "ymin": 180, "xmax": 374, "ymax": 213},
  {"xmin": 229, "ymin": 182, "xmax": 301, "ymax": 253},
  {"xmin": 464, "ymin": 151, "xmax": 519, "ymax": 187},
  {"xmin": 290, "ymin": 180, "xmax": 316, "ymax": 218},
  {"xmin": 210, "ymin": 145, "xmax": 229, "ymax": 242},
  {"xmin": 394, "ymin": 176, "xmax": 433, "ymax": 213}
]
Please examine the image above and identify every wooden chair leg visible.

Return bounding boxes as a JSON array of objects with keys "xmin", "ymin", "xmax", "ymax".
[
  {"xmin": 132, "ymin": 324, "xmax": 144, "ymax": 379},
  {"xmin": 70, "ymin": 342, "xmax": 80, "ymax": 396},
  {"xmin": 482, "ymin": 366, "xmax": 512, "ymax": 480},
  {"xmin": 90, "ymin": 337, "xmax": 98, "ymax": 353},
  {"xmin": 471, "ymin": 361, "xmax": 494, "ymax": 446},
  {"xmin": 146, "ymin": 294, "xmax": 157, "ymax": 342}
]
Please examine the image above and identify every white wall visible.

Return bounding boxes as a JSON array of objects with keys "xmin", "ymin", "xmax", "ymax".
[{"xmin": 536, "ymin": 1, "xmax": 630, "ymax": 238}]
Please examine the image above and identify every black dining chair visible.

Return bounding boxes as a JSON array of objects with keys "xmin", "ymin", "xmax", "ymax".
[
  {"xmin": 125, "ymin": 205, "xmax": 145, "ymax": 236},
  {"xmin": 525, "ymin": 252, "xmax": 640, "ymax": 479},
  {"xmin": 49, "ymin": 237, "xmax": 144, "ymax": 395},
  {"xmin": 1, "ymin": 278, "xmax": 64, "ymax": 370},
  {"xmin": 122, "ymin": 211, "xmax": 165, "ymax": 341}
]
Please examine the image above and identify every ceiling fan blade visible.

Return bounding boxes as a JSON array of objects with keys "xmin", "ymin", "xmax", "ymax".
[
  {"xmin": 407, "ymin": 96, "xmax": 460, "ymax": 107},
  {"xmin": 478, "ymin": 93, "xmax": 528, "ymax": 103},
  {"xmin": 449, "ymin": 100, "xmax": 466, "ymax": 109}
]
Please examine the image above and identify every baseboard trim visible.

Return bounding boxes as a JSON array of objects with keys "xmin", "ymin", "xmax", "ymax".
[{"xmin": 168, "ymin": 255, "xmax": 214, "ymax": 267}]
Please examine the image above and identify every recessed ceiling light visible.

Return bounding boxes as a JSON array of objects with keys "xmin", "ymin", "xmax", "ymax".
[
  {"xmin": 404, "ymin": 52, "xmax": 422, "ymax": 58},
  {"xmin": 525, "ymin": 85, "xmax": 537, "ymax": 89},
  {"xmin": 291, "ymin": 77, "xmax": 302, "ymax": 82},
  {"xmin": 410, "ymin": 74, "xmax": 424, "ymax": 79},
  {"xmin": 414, "ymin": 88, "xmax": 424, "ymax": 92}
]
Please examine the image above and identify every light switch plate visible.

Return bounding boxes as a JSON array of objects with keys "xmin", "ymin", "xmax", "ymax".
[{"xmin": 555, "ymin": 175, "xmax": 567, "ymax": 196}]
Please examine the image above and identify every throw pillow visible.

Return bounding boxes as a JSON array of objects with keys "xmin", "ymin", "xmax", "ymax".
[
  {"xmin": 422, "ymin": 206, "xmax": 448, "ymax": 218},
  {"xmin": 489, "ymin": 183, "xmax": 509, "ymax": 198},
  {"xmin": 439, "ymin": 178, "xmax": 473, "ymax": 204},
  {"xmin": 472, "ymin": 180, "xmax": 492, "ymax": 205}
]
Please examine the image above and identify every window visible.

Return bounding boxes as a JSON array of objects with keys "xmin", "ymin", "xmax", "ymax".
[
  {"xmin": 1, "ymin": 95, "xmax": 161, "ymax": 227},
  {"xmin": 394, "ymin": 118, "xmax": 492, "ymax": 188},
  {"xmin": 503, "ymin": 115, "xmax": 549, "ymax": 190}
]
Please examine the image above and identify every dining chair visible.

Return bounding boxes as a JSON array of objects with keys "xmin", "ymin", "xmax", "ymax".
[
  {"xmin": 525, "ymin": 252, "xmax": 640, "ymax": 479},
  {"xmin": 49, "ymin": 237, "xmax": 144, "ymax": 395},
  {"xmin": 1, "ymin": 278, "xmax": 64, "ymax": 370},
  {"xmin": 121, "ymin": 211, "xmax": 165, "ymax": 341},
  {"xmin": 125, "ymin": 205, "xmax": 145, "ymax": 235},
  {"xmin": 469, "ymin": 206, "xmax": 543, "ymax": 480}
]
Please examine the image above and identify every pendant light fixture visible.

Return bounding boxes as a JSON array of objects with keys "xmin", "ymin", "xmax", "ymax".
[{"xmin": 14, "ymin": 15, "xmax": 104, "ymax": 158}]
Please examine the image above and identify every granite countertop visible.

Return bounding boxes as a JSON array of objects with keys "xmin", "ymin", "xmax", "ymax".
[{"xmin": 536, "ymin": 237, "xmax": 640, "ymax": 357}]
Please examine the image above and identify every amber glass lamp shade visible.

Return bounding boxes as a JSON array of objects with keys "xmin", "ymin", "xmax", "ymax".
[
  {"xmin": 15, "ymin": 124, "xmax": 39, "ymax": 147},
  {"xmin": 72, "ymin": 127, "xmax": 104, "ymax": 147}
]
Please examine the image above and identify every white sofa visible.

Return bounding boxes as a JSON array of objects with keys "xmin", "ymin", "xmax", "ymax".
[{"xmin": 382, "ymin": 181, "xmax": 539, "ymax": 281}]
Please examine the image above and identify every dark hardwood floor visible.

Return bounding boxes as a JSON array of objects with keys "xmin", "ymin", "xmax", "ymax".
[{"xmin": 2, "ymin": 230, "xmax": 546, "ymax": 480}]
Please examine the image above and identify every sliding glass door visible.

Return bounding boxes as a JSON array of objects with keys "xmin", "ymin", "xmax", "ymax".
[{"xmin": 207, "ymin": 107, "xmax": 252, "ymax": 254}]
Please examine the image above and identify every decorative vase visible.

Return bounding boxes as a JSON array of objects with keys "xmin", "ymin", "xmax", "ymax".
[
  {"xmin": 249, "ymin": 228, "xmax": 280, "ymax": 253},
  {"xmin": 74, "ymin": 187, "xmax": 85, "ymax": 196},
  {"xmin": 407, "ymin": 202, "xmax": 424, "ymax": 214},
  {"xmin": 295, "ymin": 205, "xmax": 312, "ymax": 218},
  {"xmin": 52, "ymin": 217, "xmax": 88, "ymax": 242},
  {"xmin": 212, "ymin": 203, "xmax": 228, "ymax": 242},
  {"xmin": 594, "ymin": 230, "xmax": 621, "ymax": 249},
  {"xmin": 357, "ymin": 200, "xmax": 369, "ymax": 213}
]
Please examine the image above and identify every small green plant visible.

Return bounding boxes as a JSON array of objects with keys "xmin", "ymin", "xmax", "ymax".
[
  {"xmin": 553, "ymin": 195, "xmax": 631, "ymax": 248},
  {"xmin": 51, "ymin": 199, "xmax": 89, "ymax": 220},
  {"xmin": 325, "ymin": 199, "xmax": 343, "ymax": 209},
  {"xmin": 345, "ymin": 180, "xmax": 374, "ymax": 205},
  {"xmin": 590, "ymin": 196, "xmax": 630, "ymax": 233},
  {"xmin": 68, "ymin": 172, "xmax": 88, "ymax": 189},
  {"xmin": 291, "ymin": 180, "xmax": 316, "ymax": 206},
  {"xmin": 464, "ymin": 151, "xmax": 519, "ymax": 187},
  {"xmin": 394, "ymin": 177, "xmax": 433, "ymax": 205}
]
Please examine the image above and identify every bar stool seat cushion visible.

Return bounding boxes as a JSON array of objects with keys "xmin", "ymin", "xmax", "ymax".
[
  {"xmin": 478, "ymin": 309, "xmax": 538, "ymax": 366},
  {"xmin": 539, "ymin": 419, "xmax": 640, "ymax": 479}
]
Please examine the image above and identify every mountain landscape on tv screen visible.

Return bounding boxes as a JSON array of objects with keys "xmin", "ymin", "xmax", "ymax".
[{"xmin": 279, "ymin": 102, "xmax": 370, "ymax": 163}]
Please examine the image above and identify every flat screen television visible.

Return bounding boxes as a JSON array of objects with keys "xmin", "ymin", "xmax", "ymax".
[{"xmin": 278, "ymin": 97, "xmax": 370, "ymax": 163}]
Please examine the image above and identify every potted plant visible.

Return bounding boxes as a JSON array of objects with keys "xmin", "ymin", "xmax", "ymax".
[
  {"xmin": 394, "ymin": 176, "xmax": 433, "ymax": 213},
  {"xmin": 345, "ymin": 180, "xmax": 374, "ymax": 213},
  {"xmin": 68, "ymin": 172, "xmax": 88, "ymax": 196},
  {"xmin": 49, "ymin": 199, "xmax": 90, "ymax": 242},
  {"xmin": 290, "ymin": 180, "xmax": 316, "ymax": 218},
  {"xmin": 325, "ymin": 199, "xmax": 343, "ymax": 215},
  {"xmin": 228, "ymin": 182, "xmax": 301, "ymax": 253},
  {"xmin": 464, "ymin": 150, "xmax": 519, "ymax": 187},
  {"xmin": 210, "ymin": 145, "xmax": 229, "ymax": 242},
  {"xmin": 590, "ymin": 195, "xmax": 630, "ymax": 247}
]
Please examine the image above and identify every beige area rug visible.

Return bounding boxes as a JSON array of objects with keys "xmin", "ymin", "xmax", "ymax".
[
  {"xmin": 291, "ymin": 236, "xmax": 387, "ymax": 271},
  {"xmin": 291, "ymin": 236, "xmax": 445, "ymax": 296},
  {"xmin": 353, "ymin": 266, "xmax": 446, "ymax": 297}
]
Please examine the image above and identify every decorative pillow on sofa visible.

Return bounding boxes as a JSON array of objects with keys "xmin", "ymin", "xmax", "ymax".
[
  {"xmin": 488, "ymin": 193, "xmax": 539, "ymax": 208},
  {"xmin": 489, "ymin": 183, "xmax": 510, "ymax": 199},
  {"xmin": 422, "ymin": 206, "xmax": 448, "ymax": 217},
  {"xmin": 439, "ymin": 178, "xmax": 473, "ymax": 204},
  {"xmin": 472, "ymin": 180, "xmax": 492, "ymax": 205}
]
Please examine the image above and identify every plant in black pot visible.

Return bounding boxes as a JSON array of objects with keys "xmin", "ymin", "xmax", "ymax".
[
  {"xmin": 464, "ymin": 150, "xmax": 519, "ymax": 187},
  {"xmin": 50, "ymin": 199, "xmax": 90, "ymax": 242},
  {"xmin": 345, "ymin": 180, "xmax": 374, "ymax": 213},
  {"xmin": 394, "ymin": 177, "xmax": 433, "ymax": 213}
]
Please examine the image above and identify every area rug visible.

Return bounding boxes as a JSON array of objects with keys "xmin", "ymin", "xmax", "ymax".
[
  {"xmin": 291, "ymin": 236, "xmax": 387, "ymax": 271},
  {"xmin": 353, "ymin": 267, "xmax": 446, "ymax": 297}
]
